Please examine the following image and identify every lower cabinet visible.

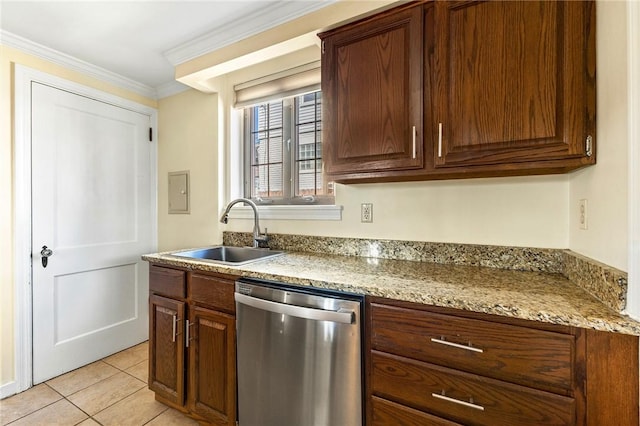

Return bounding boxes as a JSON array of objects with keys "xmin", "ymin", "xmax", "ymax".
[
  {"xmin": 187, "ymin": 306, "xmax": 236, "ymax": 424},
  {"xmin": 372, "ymin": 351, "xmax": 574, "ymax": 425},
  {"xmin": 148, "ymin": 263, "xmax": 639, "ymax": 426},
  {"xmin": 149, "ymin": 294, "xmax": 186, "ymax": 406},
  {"xmin": 367, "ymin": 298, "xmax": 639, "ymax": 426},
  {"xmin": 148, "ymin": 264, "xmax": 237, "ymax": 426},
  {"xmin": 372, "ymin": 396, "xmax": 462, "ymax": 426}
]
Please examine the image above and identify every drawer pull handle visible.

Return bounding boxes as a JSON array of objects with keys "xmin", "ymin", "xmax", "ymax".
[
  {"xmin": 431, "ymin": 337, "xmax": 483, "ymax": 353},
  {"xmin": 186, "ymin": 320, "xmax": 196, "ymax": 348},
  {"xmin": 172, "ymin": 315, "xmax": 177, "ymax": 343},
  {"xmin": 432, "ymin": 392, "xmax": 484, "ymax": 411},
  {"xmin": 171, "ymin": 316, "xmax": 183, "ymax": 342}
]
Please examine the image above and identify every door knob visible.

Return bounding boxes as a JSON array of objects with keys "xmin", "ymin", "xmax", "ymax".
[{"xmin": 40, "ymin": 245, "xmax": 53, "ymax": 268}]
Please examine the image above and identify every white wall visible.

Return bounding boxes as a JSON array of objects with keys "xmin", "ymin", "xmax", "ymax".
[
  {"xmin": 622, "ymin": 0, "xmax": 639, "ymax": 318},
  {"xmin": 569, "ymin": 0, "xmax": 629, "ymax": 272}
]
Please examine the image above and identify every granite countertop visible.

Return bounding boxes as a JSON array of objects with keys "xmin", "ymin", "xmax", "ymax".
[{"xmin": 142, "ymin": 249, "xmax": 640, "ymax": 336}]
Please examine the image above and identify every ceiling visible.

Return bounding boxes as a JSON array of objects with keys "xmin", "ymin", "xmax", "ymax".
[{"xmin": 0, "ymin": 1, "xmax": 334, "ymax": 95}]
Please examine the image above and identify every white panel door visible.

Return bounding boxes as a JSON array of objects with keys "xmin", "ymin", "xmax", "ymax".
[{"xmin": 31, "ymin": 82, "xmax": 154, "ymax": 383}]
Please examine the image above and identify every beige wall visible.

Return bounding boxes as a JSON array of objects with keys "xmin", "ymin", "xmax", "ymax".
[
  {"xmin": 569, "ymin": 1, "xmax": 629, "ymax": 272},
  {"xmin": 205, "ymin": 48, "xmax": 570, "ymax": 249},
  {"xmin": 157, "ymin": 89, "xmax": 219, "ymax": 251},
  {"xmin": 0, "ymin": 44, "xmax": 157, "ymax": 391},
  {"xmin": 222, "ymin": 177, "xmax": 570, "ymax": 248},
  {"xmin": 161, "ymin": 2, "xmax": 632, "ymax": 267}
]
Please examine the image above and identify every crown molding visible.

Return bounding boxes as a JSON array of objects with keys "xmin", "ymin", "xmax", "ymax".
[
  {"xmin": 156, "ymin": 80, "xmax": 190, "ymax": 99},
  {"xmin": 164, "ymin": 0, "xmax": 337, "ymax": 66},
  {"xmin": 1, "ymin": 30, "xmax": 159, "ymax": 100}
]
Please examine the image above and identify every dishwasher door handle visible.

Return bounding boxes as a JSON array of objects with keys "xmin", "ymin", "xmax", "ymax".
[{"xmin": 235, "ymin": 292, "xmax": 355, "ymax": 324}]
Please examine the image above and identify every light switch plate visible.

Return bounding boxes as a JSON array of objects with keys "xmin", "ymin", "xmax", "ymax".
[{"xmin": 168, "ymin": 171, "xmax": 190, "ymax": 214}]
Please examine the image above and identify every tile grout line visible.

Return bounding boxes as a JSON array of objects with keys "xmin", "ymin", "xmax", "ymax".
[
  {"xmin": 4, "ymin": 343, "xmax": 152, "ymax": 426},
  {"xmin": 74, "ymin": 377, "xmax": 147, "ymax": 420},
  {"xmin": 54, "ymin": 381, "xmax": 94, "ymax": 425},
  {"xmin": 2, "ymin": 383, "xmax": 64, "ymax": 426},
  {"xmin": 141, "ymin": 408, "xmax": 169, "ymax": 426},
  {"xmin": 66, "ymin": 357, "xmax": 150, "ymax": 426},
  {"xmin": 87, "ymin": 345, "xmax": 150, "ymax": 425},
  {"xmin": 47, "ymin": 361, "xmax": 120, "ymax": 399}
]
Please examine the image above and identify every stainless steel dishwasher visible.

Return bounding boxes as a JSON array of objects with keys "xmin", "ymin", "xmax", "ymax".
[{"xmin": 235, "ymin": 278, "xmax": 363, "ymax": 426}]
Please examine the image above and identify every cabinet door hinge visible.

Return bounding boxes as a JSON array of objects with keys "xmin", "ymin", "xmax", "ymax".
[
  {"xmin": 149, "ymin": 127, "xmax": 153, "ymax": 142},
  {"xmin": 585, "ymin": 135, "xmax": 593, "ymax": 157}
]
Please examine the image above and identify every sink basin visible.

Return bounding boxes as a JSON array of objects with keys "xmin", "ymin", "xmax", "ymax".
[{"xmin": 170, "ymin": 246, "xmax": 284, "ymax": 266}]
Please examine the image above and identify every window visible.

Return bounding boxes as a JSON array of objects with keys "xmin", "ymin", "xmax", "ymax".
[{"xmin": 244, "ymin": 90, "xmax": 333, "ymax": 204}]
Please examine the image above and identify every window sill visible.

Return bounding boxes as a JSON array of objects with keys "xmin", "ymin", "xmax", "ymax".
[{"xmin": 227, "ymin": 205, "xmax": 343, "ymax": 221}]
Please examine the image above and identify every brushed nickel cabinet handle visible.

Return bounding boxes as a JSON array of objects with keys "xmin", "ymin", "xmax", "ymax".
[
  {"xmin": 431, "ymin": 337, "xmax": 483, "ymax": 353},
  {"xmin": 412, "ymin": 126, "xmax": 417, "ymax": 159},
  {"xmin": 172, "ymin": 315, "xmax": 177, "ymax": 343},
  {"xmin": 186, "ymin": 320, "xmax": 195, "ymax": 347},
  {"xmin": 438, "ymin": 122, "xmax": 443, "ymax": 158},
  {"xmin": 432, "ymin": 392, "xmax": 484, "ymax": 411}
]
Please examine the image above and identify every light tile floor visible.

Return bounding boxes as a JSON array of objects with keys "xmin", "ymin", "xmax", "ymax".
[{"xmin": 0, "ymin": 342, "xmax": 198, "ymax": 426}]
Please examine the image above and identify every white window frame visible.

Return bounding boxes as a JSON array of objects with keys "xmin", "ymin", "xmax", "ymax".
[
  {"xmin": 227, "ymin": 63, "xmax": 342, "ymax": 221},
  {"xmin": 242, "ymin": 91, "xmax": 332, "ymax": 205},
  {"xmin": 227, "ymin": 104, "xmax": 341, "ymax": 221}
]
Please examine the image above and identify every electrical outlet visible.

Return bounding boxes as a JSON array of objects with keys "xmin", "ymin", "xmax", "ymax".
[
  {"xmin": 579, "ymin": 199, "xmax": 588, "ymax": 230},
  {"xmin": 361, "ymin": 203, "xmax": 373, "ymax": 223}
]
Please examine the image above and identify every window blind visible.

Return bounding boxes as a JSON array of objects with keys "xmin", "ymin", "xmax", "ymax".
[{"xmin": 234, "ymin": 61, "xmax": 320, "ymax": 108}]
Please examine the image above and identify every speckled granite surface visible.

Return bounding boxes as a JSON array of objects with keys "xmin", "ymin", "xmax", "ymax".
[
  {"xmin": 224, "ymin": 232, "xmax": 627, "ymax": 313},
  {"xmin": 223, "ymin": 232, "xmax": 564, "ymax": 273},
  {"xmin": 563, "ymin": 251, "xmax": 628, "ymax": 312},
  {"xmin": 143, "ymin": 249, "xmax": 640, "ymax": 336}
]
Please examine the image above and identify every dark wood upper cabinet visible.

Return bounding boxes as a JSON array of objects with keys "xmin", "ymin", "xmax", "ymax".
[
  {"xmin": 320, "ymin": 3, "xmax": 423, "ymax": 175},
  {"xmin": 431, "ymin": 0, "xmax": 596, "ymax": 170},
  {"xmin": 320, "ymin": 0, "xmax": 596, "ymax": 183}
]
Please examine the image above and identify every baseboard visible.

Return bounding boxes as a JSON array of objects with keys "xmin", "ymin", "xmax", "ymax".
[{"xmin": 0, "ymin": 380, "xmax": 18, "ymax": 400}]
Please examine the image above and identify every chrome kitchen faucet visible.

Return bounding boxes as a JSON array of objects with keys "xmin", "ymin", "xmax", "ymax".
[{"xmin": 220, "ymin": 198, "xmax": 269, "ymax": 248}]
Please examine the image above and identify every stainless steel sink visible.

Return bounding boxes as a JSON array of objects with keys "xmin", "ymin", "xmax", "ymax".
[{"xmin": 170, "ymin": 246, "xmax": 284, "ymax": 266}]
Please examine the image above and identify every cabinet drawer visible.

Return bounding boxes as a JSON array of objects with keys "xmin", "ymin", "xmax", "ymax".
[
  {"xmin": 150, "ymin": 265, "xmax": 186, "ymax": 299},
  {"xmin": 372, "ymin": 396, "xmax": 462, "ymax": 426},
  {"xmin": 371, "ymin": 304, "xmax": 574, "ymax": 393},
  {"xmin": 189, "ymin": 273, "xmax": 235, "ymax": 314},
  {"xmin": 372, "ymin": 351, "xmax": 575, "ymax": 426}
]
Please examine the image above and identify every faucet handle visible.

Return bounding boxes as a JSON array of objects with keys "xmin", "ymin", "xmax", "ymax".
[
  {"xmin": 256, "ymin": 228, "xmax": 269, "ymax": 241},
  {"xmin": 255, "ymin": 228, "xmax": 270, "ymax": 248}
]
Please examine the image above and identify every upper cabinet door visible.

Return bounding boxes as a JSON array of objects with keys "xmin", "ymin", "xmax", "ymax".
[
  {"xmin": 431, "ymin": 0, "xmax": 596, "ymax": 168},
  {"xmin": 321, "ymin": 4, "xmax": 423, "ymax": 175}
]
